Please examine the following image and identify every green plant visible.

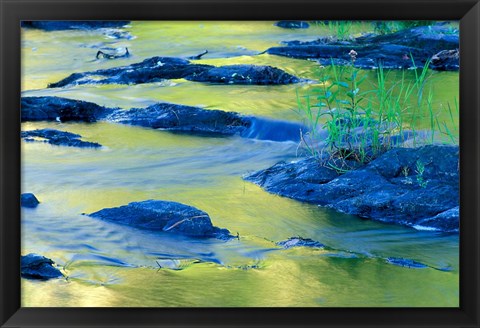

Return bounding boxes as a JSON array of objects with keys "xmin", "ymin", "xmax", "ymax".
[
  {"xmin": 295, "ymin": 53, "xmax": 457, "ymax": 171},
  {"xmin": 373, "ymin": 21, "xmax": 434, "ymax": 35},
  {"xmin": 436, "ymin": 97, "xmax": 459, "ymax": 144},
  {"xmin": 313, "ymin": 21, "xmax": 353, "ymax": 41},
  {"xmin": 415, "ymin": 160, "xmax": 428, "ymax": 188}
]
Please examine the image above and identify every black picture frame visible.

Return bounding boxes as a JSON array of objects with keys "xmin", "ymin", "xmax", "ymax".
[{"xmin": 1, "ymin": 0, "xmax": 479, "ymax": 327}]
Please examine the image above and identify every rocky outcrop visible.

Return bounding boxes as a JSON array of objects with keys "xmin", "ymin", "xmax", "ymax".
[
  {"xmin": 21, "ymin": 96, "xmax": 307, "ymax": 142},
  {"xmin": 185, "ymin": 65, "xmax": 300, "ymax": 85},
  {"xmin": 21, "ymin": 254, "xmax": 63, "ymax": 280},
  {"xmin": 267, "ymin": 25, "xmax": 459, "ymax": 70},
  {"xmin": 48, "ymin": 56, "xmax": 301, "ymax": 88},
  {"xmin": 21, "ymin": 96, "xmax": 115, "ymax": 122},
  {"xmin": 21, "ymin": 129, "xmax": 102, "ymax": 148},
  {"xmin": 244, "ymin": 145, "xmax": 459, "ymax": 232},
  {"xmin": 21, "ymin": 193, "xmax": 40, "ymax": 208},
  {"xmin": 275, "ymin": 21, "xmax": 310, "ymax": 29},
  {"xmin": 87, "ymin": 200, "xmax": 233, "ymax": 239},
  {"xmin": 106, "ymin": 103, "xmax": 251, "ymax": 136},
  {"xmin": 21, "ymin": 21, "xmax": 130, "ymax": 31}
]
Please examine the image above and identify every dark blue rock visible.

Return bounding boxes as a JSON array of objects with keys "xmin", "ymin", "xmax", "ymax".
[
  {"xmin": 386, "ymin": 257, "xmax": 428, "ymax": 269},
  {"xmin": 21, "ymin": 21, "xmax": 130, "ymax": 31},
  {"xmin": 48, "ymin": 56, "xmax": 210, "ymax": 88},
  {"xmin": 106, "ymin": 103, "xmax": 251, "ymax": 136},
  {"xmin": 21, "ymin": 193, "xmax": 40, "ymax": 208},
  {"xmin": 430, "ymin": 49, "xmax": 459, "ymax": 71},
  {"xmin": 275, "ymin": 21, "xmax": 310, "ymax": 29},
  {"xmin": 415, "ymin": 206, "xmax": 459, "ymax": 232},
  {"xmin": 277, "ymin": 237, "xmax": 325, "ymax": 249},
  {"xmin": 244, "ymin": 145, "xmax": 459, "ymax": 232},
  {"xmin": 21, "ymin": 129, "xmax": 102, "ymax": 148},
  {"xmin": 267, "ymin": 25, "xmax": 459, "ymax": 71},
  {"xmin": 186, "ymin": 64, "xmax": 300, "ymax": 85},
  {"xmin": 21, "ymin": 253, "xmax": 63, "ymax": 280},
  {"xmin": 20, "ymin": 97, "xmax": 308, "ymax": 142},
  {"xmin": 88, "ymin": 200, "xmax": 233, "ymax": 239},
  {"xmin": 48, "ymin": 56, "xmax": 301, "ymax": 88},
  {"xmin": 21, "ymin": 96, "xmax": 115, "ymax": 122}
]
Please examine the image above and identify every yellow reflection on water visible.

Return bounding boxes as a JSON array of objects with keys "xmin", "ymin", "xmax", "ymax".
[{"xmin": 21, "ymin": 21, "xmax": 459, "ymax": 308}]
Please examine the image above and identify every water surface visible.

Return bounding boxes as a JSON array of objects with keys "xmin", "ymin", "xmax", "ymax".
[{"xmin": 21, "ymin": 21, "xmax": 459, "ymax": 307}]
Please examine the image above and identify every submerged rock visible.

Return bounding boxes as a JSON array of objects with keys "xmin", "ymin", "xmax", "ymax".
[
  {"xmin": 48, "ymin": 56, "xmax": 301, "ymax": 88},
  {"xmin": 275, "ymin": 21, "xmax": 310, "ymax": 29},
  {"xmin": 21, "ymin": 253, "xmax": 63, "ymax": 280},
  {"xmin": 244, "ymin": 145, "xmax": 459, "ymax": 232},
  {"xmin": 155, "ymin": 258, "xmax": 203, "ymax": 271},
  {"xmin": 96, "ymin": 47, "xmax": 130, "ymax": 60},
  {"xmin": 21, "ymin": 129, "xmax": 102, "ymax": 148},
  {"xmin": 21, "ymin": 21, "xmax": 130, "ymax": 31},
  {"xmin": 277, "ymin": 237, "xmax": 325, "ymax": 249},
  {"xmin": 88, "ymin": 200, "xmax": 232, "ymax": 239},
  {"xmin": 240, "ymin": 117, "xmax": 308, "ymax": 142},
  {"xmin": 106, "ymin": 103, "xmax": 251, "ymax": 136},
  {"xmin": 21, "ymin": 96, "xmax": 115, "ymax": 122},
  {"xmin": 267, "ymin": 25, "xmax": 459, "ymax": 70},
  {"xmin": 385, "ymin": 257, "xmax": 429, "ymax": 269},
  {"xmin": 21, "ymin": 193, "xmax": 40, "ymax": 208}
]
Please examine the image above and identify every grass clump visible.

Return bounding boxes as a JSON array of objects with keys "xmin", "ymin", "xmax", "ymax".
[
  {"xmin": 372, "ymin": 20, "xmax": 435, "ymax": 35},
  {"xmin": 312, "ymin": 21, "xmax": 353, "ymax": 41},
  {"xmin": 295, "ymin": 52, "xmax": 458, "ymax": 171}
]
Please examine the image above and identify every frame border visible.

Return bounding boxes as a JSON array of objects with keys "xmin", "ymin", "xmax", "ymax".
[{"xmin": 1, "ymin": 0, "xmax": 479, "ymax": 327}]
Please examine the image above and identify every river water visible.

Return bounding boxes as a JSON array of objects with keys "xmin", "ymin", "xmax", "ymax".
[{"xmin": 21, "ymin": 21, "xmax": 459, "ymax": 307}]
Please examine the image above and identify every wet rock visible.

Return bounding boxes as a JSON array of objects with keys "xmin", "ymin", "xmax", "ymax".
[
  {"xmin": 48, "ymin": 56, "xmax": 211, "ymax": 88},
  {"xmin": 358, "ymin": 25, "xmax": 458, "ymax": 52},
  {"xmin": 277, "ymin": 237, "xmax": 325, "ymax": 249},
  {"xmin": 21, "ymin": 193, "xmax": 40, "ymax": 208},
  {"xmin": 88, "ymin": 200, "xmax": 233, "ymax": 239},
  {"xmin": 21, "ymin": 129, "xmax": 102, "ymax": 148},
  {"xmin": 102, "ymin": 30, "xmax": 134, "ymax": 40},
  {"xmin": 20, "ymin": 96, "xmax": 307, "ymax": 142},
  {"xmin": 96, "ymin": 47, "xmax": 130, "ymax": 60},
  {"xmin": 244, "ymin": 145, "xmax": 459, "ymax": 232},
  {"xmin": 21, "ymin": 253, "xmax": 63, "ymax": 280},
  {"xmin": 268, "ymin": 25, "xmax": 459, "ymax": 70},
  {"xmin": 385, "ymin": 257, "xmax": 428, "ymax": 269},
  {"xmin": 186, "ymin": 65, "xmax": 300, "ymax": 85},
  {"xmin": 430, "ymin": 49, "xmax": 459, "ymax": 71},
  {"xmin": 414, "ymin": 206, "xmax": 459, "ymax": 232},
  {"xmin": 106, "ymin": 103, "xmax": 251, "ymax": 136},
  {"xmin": 21, "ymin": 96, "xmax": 115, "ymax": 122},
  {"xmin": 21, "ymin": 21, "xmax": 130, "ymax": 31},
  {"xmin": 48, "ymin": 56, "xmax": 301, "ymax": 88},
  {"xmin": 275, "ymin": 21, "xmax": 310, "ymax": 29}
]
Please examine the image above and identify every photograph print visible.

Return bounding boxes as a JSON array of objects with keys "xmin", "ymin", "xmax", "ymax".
[{"xmin": 20, "ymin": 20, "xmax": 459, "ymax": 307}]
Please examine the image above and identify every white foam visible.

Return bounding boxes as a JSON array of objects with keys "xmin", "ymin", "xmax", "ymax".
[{"xmin": 412, "ymin": 225, "xmax": 440, "ymax": 232}]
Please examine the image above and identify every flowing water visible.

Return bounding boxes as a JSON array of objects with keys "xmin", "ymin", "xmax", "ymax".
[{"xmin": 21, "ymin": 21, "xmax": 459, "ymax": 307}]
